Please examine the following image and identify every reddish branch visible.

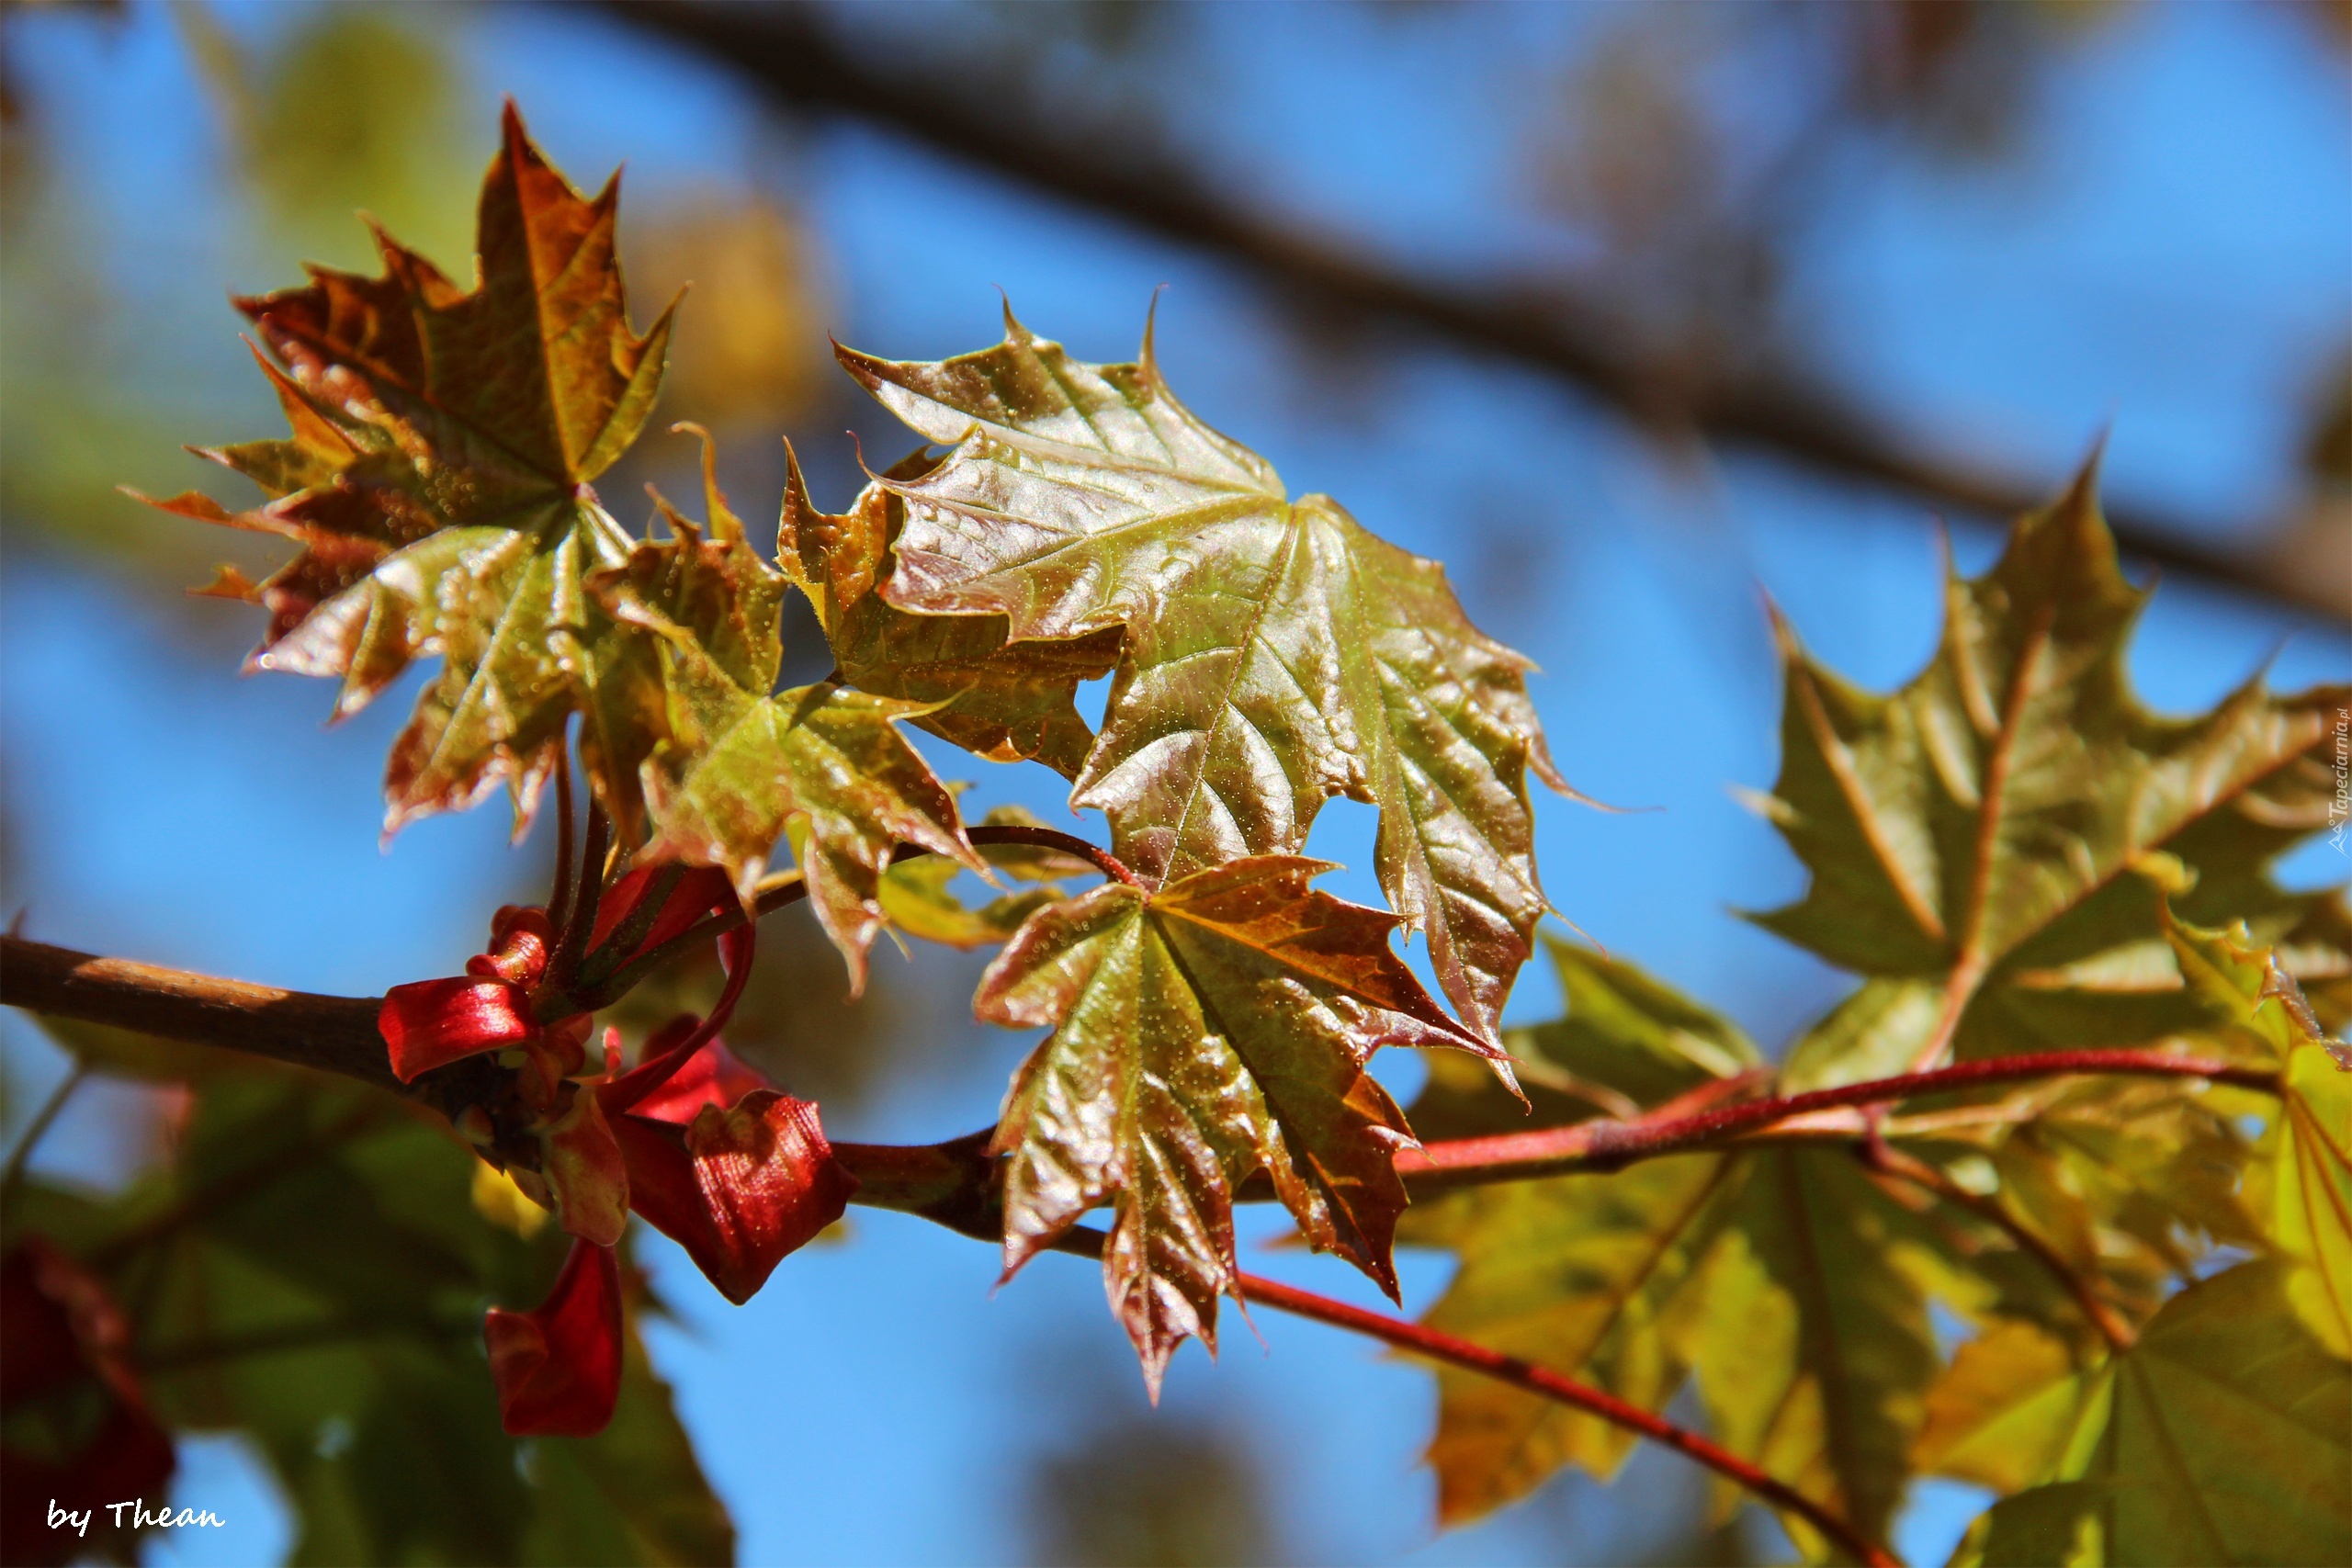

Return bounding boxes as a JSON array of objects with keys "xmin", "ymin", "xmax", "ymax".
[
  {"xmin": 2, "ymin": 913, "xmax": 2285, "ymax": 1563},
  {"xmin": 1394, "ymin": 1048, "xmax": 2276, "ymax": 1190},
  {"xmin": 1244, "ymin": 1269, "xmax": 1898, "ymax": 1565},
  {"xmin": 2, "ymin": 930, "xmax": 2281, "ymax": 1201},
  {"xmin": 1037, "ymin": 1224, "xmax": 1898, "ymax": 1564}
]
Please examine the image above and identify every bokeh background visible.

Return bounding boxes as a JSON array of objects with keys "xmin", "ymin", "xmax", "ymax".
[{"xmin": 2, "ymin": 2, "xmax": 2346, "ymax": 1564}]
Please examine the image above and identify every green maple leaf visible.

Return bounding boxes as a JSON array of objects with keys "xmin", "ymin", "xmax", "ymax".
[
  {"xmin": 149, "ymin": 105, "xmax": 675, "ymax": 834},
  {"xmin": 2170, "ymin": 916, "xmax": 2352, "ymax": 1352},
  {"xmin": 974, "ymin": 855, "xmax": 1510, "ymax": 1390},
  {"xmin": 1751, "ymin": 460, "xmax": 2350, "ymax": 1082},
  {"xmin": 1942, "ymin": 1074, "xmax": 2261, "ymax": 1338},
  {"xmin": 1947, "ymin": 1260, "xmax": 2351, "ymax": 1568},
  {"xmin": 1914, "ymin": 1317, "xmax": 2095, "ymax": 1495},
  {"xmin": 877, "ymin": 807, "xmax": 1091, "ymax": 950},
  {"xmin": 590, "ymin": 476, "xmax": 980, "ymax": 987},
  {"xmin": 778, "ymin": 446, "xmax": 1122, "ymax": 779},
  {"xmin": 838, "ymin": 307, "xmax": 1567, "ymax": 1042},
  {"xmin": 1403, "ymin": 1150, "xmax": 1739, "ymax": 1522},
  {"xmin": 1396, "ymin": 942, "xmax": 1941, "ymax": 1552}
]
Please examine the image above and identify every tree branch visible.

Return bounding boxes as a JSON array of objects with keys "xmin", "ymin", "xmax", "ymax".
[
  {"xmin": 0, "ymin": 936, "xmax": 500, "ymax": 1122},
  {"xmin": 1393, "ymin": 1049, "xmax": 2278, "ymax": 1191},
  {"xmin": 2, "ymin": 937, "xmax": 401, "ymax": 1091},
  {"xmin": 596, "ymin": 0, "xmax": 2341, "ymax": 623},
  {"xmin": 1046, "ymin": 1224, "xmax": 1902, "ymax": 1567},
  {"xmin": 3, "ymin": 928, "xmax": 2267, "ymax": 1560},
  {"xmin": 2, "ymin": 931, "xmax": 2277, "ymax": 1219}
]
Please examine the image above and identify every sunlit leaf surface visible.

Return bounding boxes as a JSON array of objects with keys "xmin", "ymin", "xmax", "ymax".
[
  {"xmin": 978, "ymin": 855, "xmax": 1507, "ymax": 1390},
  {"xmin": 842, "ymin": 309, "xmax": 1566, "ymax": 1042}
]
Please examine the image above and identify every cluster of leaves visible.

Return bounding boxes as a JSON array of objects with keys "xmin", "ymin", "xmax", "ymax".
[
  {"xmin": 7, "ymin": 106, "xmax": 2346, "ymax": 1568},
  {"xmin": 133, "ymin": 107, "xmax": 1555, "ymax": 1393},
  {"xmin": 1398, "ymin": 475, "xmax": 2352, "ymax": 1561}
]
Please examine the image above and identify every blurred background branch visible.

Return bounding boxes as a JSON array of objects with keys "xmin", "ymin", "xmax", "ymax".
[{"xmin": 604, "ymin": 0, "xmax": 2348, "ymax": 622}]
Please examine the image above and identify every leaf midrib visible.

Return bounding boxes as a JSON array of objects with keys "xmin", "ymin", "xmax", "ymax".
[{"xmin": 269, "ymin": 315, "xmax": 576, "ymax": 497}]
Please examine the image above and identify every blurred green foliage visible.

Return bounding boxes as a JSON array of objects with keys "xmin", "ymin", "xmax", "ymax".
[
  {"xmin": 5, "ymin": 1020, "xmax": 730, "ymax": 1564},
  {"xmin": 1025, "ymin": 1415, "xmax": 1272, "ymax": 1568}
]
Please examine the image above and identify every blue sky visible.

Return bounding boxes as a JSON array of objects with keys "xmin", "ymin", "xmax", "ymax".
[{"xmin": 3, "ymin": 4, "xmax": 2346, "ymax": 1564}]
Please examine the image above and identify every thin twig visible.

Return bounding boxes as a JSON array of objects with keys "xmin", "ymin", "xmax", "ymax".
[
  {"xmin": 547, "ymin": 803, "xmax": 611, "ymax": 990},
  {"xmin": 1861, "ymin": 1136, "xmax": 2136, "ymax": 1352},
  {"xmin": 1045, "ymin": 1224, "xmax": 1900, "ymax": 1567},
  {"xmin": 0, "ymin": 1061, "xmax": 88, "ymax": 1216},
  {"xmin": 967, "ymin": 823, "xmax": 1142, "ymax": 887},
  {"xmin": 1394, "ymin": 1049, "xmax": 2279, "ymax": 1191},
  {"xmin": 548, "ymin": 745, "xmax": 578, "ymax": 938}
]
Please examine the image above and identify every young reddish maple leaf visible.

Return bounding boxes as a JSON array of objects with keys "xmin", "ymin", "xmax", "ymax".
[
  {"xmin": 775, "ymin": 443, "xmax": 1122, "ymax": 779},
  {"xmin": 486, "ymin": 1237, "xmax": 624, "ymax": 1438},
  {"xmin": 839, "ymin": 307, "xmax": 1572, "ymax": 1044},
  {"xmin": 144, "ymin": 104, "xmax": 676, "ymax": 838},
  {"xmin": 601, "ymin": 1011, "xmax": 857, "ymax": 1305}
]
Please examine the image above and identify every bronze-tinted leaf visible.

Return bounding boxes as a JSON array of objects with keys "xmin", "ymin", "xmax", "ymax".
[
  {"xmin": 580, "ymin": 438, "xmax": 982, "ymax": 983},
  {"xmin": 631, "ymin": 675, "xmax": 976, "ymax": 991},
  {"xmin": 778, "ymin": 445, "xmax": 1121, "ymax": 778},
  {"xmin": 840, "ymin": 307, "xmax": 1566, "ymax": 1042},
  {"xmin": 153, "ymin": 105, "xmax": 677, "ymax": 834},
  {"xmin": 975, "ymin": 855, "xmax": 1506, "ymax": 1391}
]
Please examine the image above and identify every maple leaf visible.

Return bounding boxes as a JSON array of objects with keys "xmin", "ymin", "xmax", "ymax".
[
  {"xmin": 1912, "ymin": 1317, "xmax": 2088, "ymax": 1496},
  {"xmin": 877, "ymin": 804, "xmax": 1099, "ymax": 949},
  {"xmin": 974, "ymin": 855, "xmax": 1508, "ymax": 1391},
  {"xmin": 778, "ymin": 446, "xmax": 1121, "ymax": 778},
  {"xmin": 878, "ymin": 860, "xmax": 1062, "ymax": 950},
  {"xmin": 2169, "ymin": 915, "xmax": 2352, "ymax": 1351},
  {"xmin": 839, "ymin": 306, "xmax": 1568, "ymax": 1042},
  {"xmin": 605, "ymin": 677, "xmax": 978, "ymax": 993},
  {"xmin": 590, "ymin": 488, "xmax": 980, "ymax": 986},
  {"xmin": 1397, "ymin": 942, "xmax": 1944, "ymax": 1551},
  {"xmin": 150, "ymin": 105, "xmax": 676, "ymax": 834},
  {"xmin": 1945, "ymin": 1261, "xmax": 2351, "ymax": 1568},
  {"xmin": 1935, "ymin": 1073, "xmax": 2261, "ymax": 1340},
  {"xmin": 577, "ymin": 427, "xmax": 792, "ymax": 847},
  {"xmin": 1750, "ymin": 458, "xmax": 2351, "ymax": 1080}
]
